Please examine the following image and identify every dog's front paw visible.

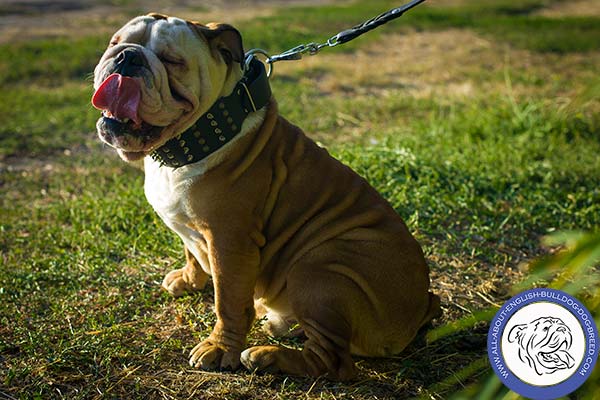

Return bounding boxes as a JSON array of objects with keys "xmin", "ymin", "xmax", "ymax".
[
  {"xmin": 189, "ymin": 339, "xmax": 241, "ymax": 370},
  {"xmin": 162, "ymin": 266, "xmax": 209, "ymax": 297}
]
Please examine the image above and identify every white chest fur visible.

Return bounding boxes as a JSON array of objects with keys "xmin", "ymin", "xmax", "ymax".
[
  {"xmin": 142, "ymin": 108, "xmax": 267, "ymax": 275},
  {"xmin": 143, "ymin": 157, "xmax": 209, "ymax": 273}
]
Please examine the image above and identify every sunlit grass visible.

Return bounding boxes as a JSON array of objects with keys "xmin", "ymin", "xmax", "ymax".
[{"xmin": 1, "ymin": 0, "xmax": 599, "ymax": 398}]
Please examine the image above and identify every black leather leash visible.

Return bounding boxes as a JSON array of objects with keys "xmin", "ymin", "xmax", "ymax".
[{"xmin": 265, "ymin": 0, "xmax": 427, "ymax": 70}]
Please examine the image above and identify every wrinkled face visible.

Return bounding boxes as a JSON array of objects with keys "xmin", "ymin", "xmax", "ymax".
[
  {"xmin": 509, "ymin": 317, "xmax": 575, "ymax": 375},
  {"xmin": 92, "ymin": 14, "xmax": 244, "ymax": 161}
]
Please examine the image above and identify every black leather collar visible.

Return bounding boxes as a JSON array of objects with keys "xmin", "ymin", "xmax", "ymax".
[{"xmin": 150, "ymin": 58, "xmax": 271, "ymax": 168}]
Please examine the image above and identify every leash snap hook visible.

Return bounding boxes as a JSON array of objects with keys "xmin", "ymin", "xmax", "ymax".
[{"xmin": 244, "ymin": 48, "xmax": 273, "ymax": 78}]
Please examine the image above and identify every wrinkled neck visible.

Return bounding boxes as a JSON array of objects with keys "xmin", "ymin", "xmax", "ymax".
[{"xmin": 219, "ymin": 62, "xmax": 244, "ymax": 98}]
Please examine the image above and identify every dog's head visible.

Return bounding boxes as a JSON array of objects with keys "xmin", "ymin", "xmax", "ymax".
[
  {"xmin": 92, "ymin": 14, "xmax": 244, "ymax": 162},
  {"xmin": 508, "ymin": 316, "xmax": 575, "ymax": 375}
]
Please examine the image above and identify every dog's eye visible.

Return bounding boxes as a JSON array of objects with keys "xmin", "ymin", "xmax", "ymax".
[{"xmin": 159, "ymin": 54, "xmax": 185, "ymax": 66}]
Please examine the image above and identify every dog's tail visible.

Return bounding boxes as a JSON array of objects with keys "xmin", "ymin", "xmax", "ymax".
[{"xmin": 420, "ymin": 292, "xmax": 442, "ymax": 327}]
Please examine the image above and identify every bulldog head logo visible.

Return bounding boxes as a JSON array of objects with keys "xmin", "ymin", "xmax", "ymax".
[{"xmin": 508, "ymin": 316, "xmax": 576, "ymax": 376}]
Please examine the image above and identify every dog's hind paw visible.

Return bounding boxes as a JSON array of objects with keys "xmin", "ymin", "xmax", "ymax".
[{"xmin": 241, "ymin": 346, "xmax": 281, "ymax": 374}]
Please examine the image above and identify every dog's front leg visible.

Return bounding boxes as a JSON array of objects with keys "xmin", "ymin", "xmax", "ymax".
[{"xmin": 189, "ymin": 231, "xmax": 259, "ymax": 371}]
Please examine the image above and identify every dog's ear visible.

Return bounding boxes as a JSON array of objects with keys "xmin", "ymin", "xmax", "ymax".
[
  {"xmin": 188, "ymin": 22, "xmax": 244, "ymax": 65},
  {"xmin": 148, "ymin": 13, "xmax": 168, "ymax": 20},
  {"xmin": 508, "ymin": 324, "xmax": 527, "ymax": 344}
]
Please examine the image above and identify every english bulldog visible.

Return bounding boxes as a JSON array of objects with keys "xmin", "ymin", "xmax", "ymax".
[
  {"xmin": 91, "ymin": 13, "xmax": 440, "ymax": 380},
  {"xmin": 508, "ymin": 317, "xmax": 575, "ymax": 376}
]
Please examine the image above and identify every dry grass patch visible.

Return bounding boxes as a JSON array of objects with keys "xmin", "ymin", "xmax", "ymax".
[
  {"xmin": 536, "ymin": 0, "xmax": 600, "ymax": 17},
  {"xmin": 428, "ymin": 253, "xmax": 523, "ymax": 323},
  {"xmin": 277, "ymin": 28, "xmax": 600, "ymax": 103}
]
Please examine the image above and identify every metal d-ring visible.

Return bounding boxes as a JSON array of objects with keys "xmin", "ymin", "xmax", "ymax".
[{"xmin": 244, "ymin": 48, "xmax": 273, "ymax": 78}]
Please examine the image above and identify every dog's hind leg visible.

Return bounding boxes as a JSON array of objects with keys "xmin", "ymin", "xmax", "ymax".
[
  {"xmin": 241, "ymin": 264, "xmax": 357, "ymax": 380},
  {"xmin": 241, "ymin": 312, "xmax": 356, "ymax": 380},
  {"xmin": 162, "ymin": 246, "xmax": 210, "ymax": 297}
]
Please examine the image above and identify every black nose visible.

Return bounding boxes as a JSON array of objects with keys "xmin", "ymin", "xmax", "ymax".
[{"xmin": 113, "ymin": 48, "xmax": 147, "ymax": 77}]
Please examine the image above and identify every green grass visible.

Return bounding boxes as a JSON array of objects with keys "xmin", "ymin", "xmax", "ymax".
[
  {"xmin": 1, "ymin": 0, "xmax": 599, "ymax": 398},
  {"xmin": 1, "ymin": 0, "xmax": 599, "ymax": 158},
  {"xmin": 410, "ymin": 0, "xmax": 600, "ymax": 52},
  {"xmin": 0, "ymin": 36, "xmax": 106, "ymax": 86},
  {"xmin": 337, "ymin": 98, "xmax": 600, "ymax": 242},
  {"xmin": 0, "ymin": 84, "xmax": 98, "ymax": 157},
  {"xmin": 240, "ymin": 0, "xmax": 600, "ymax": 55}
]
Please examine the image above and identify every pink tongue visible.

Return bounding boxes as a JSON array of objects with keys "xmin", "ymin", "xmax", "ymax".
[{"xmin": 92, "ymin": 73, "xmax": 142, "ymax": 126}]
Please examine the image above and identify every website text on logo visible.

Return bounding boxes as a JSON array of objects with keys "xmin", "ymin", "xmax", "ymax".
[{"xmin": 488, "ymin": 288, "xmax": 598, "ymax": 399}]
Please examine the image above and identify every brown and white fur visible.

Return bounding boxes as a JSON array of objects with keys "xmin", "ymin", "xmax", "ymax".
[{"xmin": 93, "ymin": 14, "xmax": 441, "ymax": 380}]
